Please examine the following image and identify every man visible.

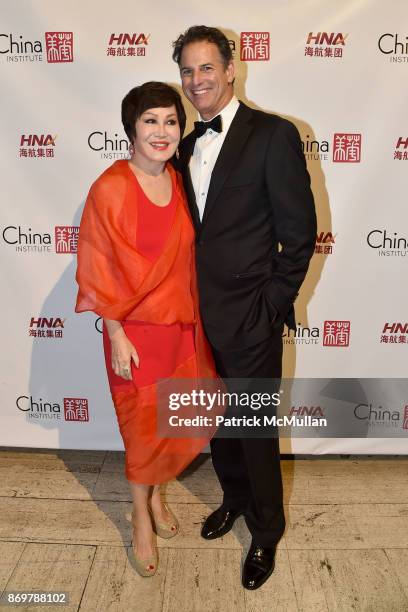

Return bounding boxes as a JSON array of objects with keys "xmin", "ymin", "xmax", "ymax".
[{"xmin": 172, "ymin": 26, "xmax": 316, "ymax": 590}]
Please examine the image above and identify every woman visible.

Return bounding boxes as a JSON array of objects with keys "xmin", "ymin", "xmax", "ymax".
[{"xmin": 75, "ymin": 82, "xmax": 217, "ymax": 576}]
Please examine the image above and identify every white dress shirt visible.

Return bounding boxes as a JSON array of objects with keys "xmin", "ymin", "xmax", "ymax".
[{"xmin": 189, "ymin": 95, "xmax": 240, "ymax": 221}]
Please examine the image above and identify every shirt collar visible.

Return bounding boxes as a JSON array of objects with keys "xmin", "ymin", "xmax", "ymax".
[{"xmin": 199, "ymin": 95, "xmax": 239, "ymax": 134}]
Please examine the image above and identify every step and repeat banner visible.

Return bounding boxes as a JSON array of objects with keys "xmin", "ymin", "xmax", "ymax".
[{"xmin": 1, "ymin": 1, "xmax": 407, "ymax": 453}]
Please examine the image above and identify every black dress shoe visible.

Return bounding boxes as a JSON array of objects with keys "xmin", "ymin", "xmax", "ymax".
[
  {"xmin": 242, "ymin": 541, "xmax": 277, "ymax": 590},
  {"xmin": 201, "ymin": 506, "xmax": 242, "ymax": 540}
]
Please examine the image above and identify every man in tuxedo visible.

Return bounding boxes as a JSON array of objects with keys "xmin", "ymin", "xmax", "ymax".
[{"xmin": 172, "ymin": 25, "xmax": 316, "ymax": 590}]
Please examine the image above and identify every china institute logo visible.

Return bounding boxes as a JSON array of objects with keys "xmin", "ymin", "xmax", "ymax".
[
  {"xmin": 16, "ymin": 395, "xmax": 89, "ymax": 421},
  {"xmin": 304, "ymin": 32, "xmax": 347, "ymax": 59},
  {"xmin": 302, "ymin": 133, "xmax": 361, "ymax": 163},
  {"xmin": 107, "ymin": 33, "xmax": 149, "ymax": 57},
  {"xmin": 323, "ymin": 321, "xmax": 351, "ymax": 347},
  {"xmin": 1, "ymin": 32, "xmax": 73, "ymax": 63},
  {"xmin": 284, "ymin": 320, "xmax": 349, "ymax": 346},
  {"xmin": 2, "ymin": 225, "xmax": 79, "ymax": 253},
  {"xmin": 333, "ymin": 134, "xmax": 361, "ymax": 163},
  {"xmin": 366, "ymin": 229, "xmax": 408, "ymax": 258},
  {"xmin": 240, "ymin": 32, "xmax": 270, "ymax": 61}
]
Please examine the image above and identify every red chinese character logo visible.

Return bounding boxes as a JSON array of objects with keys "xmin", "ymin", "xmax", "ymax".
[
  {"xmin": 403, "ymin": 406, "xmax": 408, "ymax": 430},
  {"xmin": 323, "ymin": 320, "xmax": 351, "ymax": 347},
  {"xmin": 240, "ymin": 32, "xmax": 270, "ymax": 61},
  {"xmin": 64, "ymin": 398, "xmax": 89, "ymax": 422},
  {"xmin": 333, "ymin": 133, "xmax": 361, "ymax": 163},
  {"xmin": 45, "ymin": 32, "xmax": 74, "ymax": 63},
  {"xmin": 55, "ymin": 226, "xmax": 79, "ymax": 253}
]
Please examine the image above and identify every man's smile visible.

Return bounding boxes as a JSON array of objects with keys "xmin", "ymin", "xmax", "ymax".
[{"xmin": 191, "ymin": 88, "xmax": 211, "ymax": 95}]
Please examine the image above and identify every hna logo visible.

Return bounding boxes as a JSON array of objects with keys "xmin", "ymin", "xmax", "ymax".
[
  {"xmin": 108, "ymin": 33, "xmax": 149, "ymax": 46},
  {"xmin": 289, "ymin": 406, "xmax": 325, "ymax": 417},
  {"xmin": 315, "ymin": 232, "xmax": 335, "ymax": 255},
  {"xmin": 30, "ymin": 317, "xmax": 65, "ymax": 328},
  {"xmin": 20, "ymin": 134, "xmax": 56, "ymax": 147},
  {"xmin": 306, "ymin": 32, "xmax": 347, "ymax": 45},
  {"xmin": 316, "ymin": 232, "xmax": 335, "ymax": 244},
  {"xmin": 382, "ymin": 323, "xmax": 408, "ymax": 334}
]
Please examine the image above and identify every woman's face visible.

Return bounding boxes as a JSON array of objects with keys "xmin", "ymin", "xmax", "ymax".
[{"xmin": 133, "ymin": 105, "xmax": 180, "ymax": 163}]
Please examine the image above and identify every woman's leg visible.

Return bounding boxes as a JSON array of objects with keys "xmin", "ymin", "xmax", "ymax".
[
  {"xmin": 129, "ymin": 482, "xmax": 156, "ymax": 564},
  {"xmin": 150, "ymin": 484, "xmax": 178, "ymax": 529}
]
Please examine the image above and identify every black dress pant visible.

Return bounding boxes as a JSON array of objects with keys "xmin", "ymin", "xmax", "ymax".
[{"xmin": 210, "ymin": 323, "xmax": 285, "ymax": 546}]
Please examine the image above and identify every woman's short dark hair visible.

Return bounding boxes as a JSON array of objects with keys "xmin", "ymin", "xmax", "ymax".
[
  {"xmin": 172, "ymin": 25, "xmax": 232, "ymax": 67},
  {"xmin": 121, "ymin": 81, "xmax": 186, "ymax": 143}
]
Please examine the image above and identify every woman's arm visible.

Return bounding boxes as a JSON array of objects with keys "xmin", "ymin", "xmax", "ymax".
[{"xmin": 104, "ymin": 319, "xmax": 139, "ymax": 380}]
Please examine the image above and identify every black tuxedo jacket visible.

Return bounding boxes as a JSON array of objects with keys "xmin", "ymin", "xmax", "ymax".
[{"xmin": 178, "ymin": 101, "xmax": 317, "ymax": 351}]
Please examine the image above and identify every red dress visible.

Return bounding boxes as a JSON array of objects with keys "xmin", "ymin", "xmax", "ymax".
[{"xmin": 76, "ymin": 160, "xmax": 219, "ymax": 485}]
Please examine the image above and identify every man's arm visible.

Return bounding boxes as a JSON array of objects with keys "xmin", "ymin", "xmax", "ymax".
[{"xmin": 263, "ymin": 118, "xmax": 317, "ymax": 324}]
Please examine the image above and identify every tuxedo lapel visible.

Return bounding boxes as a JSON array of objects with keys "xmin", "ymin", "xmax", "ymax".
[
  {"xmin": 179, "ymin": 133, "xmax": 201, "ymax": 231},
  {"xmin": 201, "ymin": 102, "xmax": 253, "ymax": 226}
]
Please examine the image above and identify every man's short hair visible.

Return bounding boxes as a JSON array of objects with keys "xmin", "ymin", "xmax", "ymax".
[
  {"xmin": 121, "ymin": 81, "xmax": 186, "ymax": 143},
  {"xmin": 172, "ymin": 25, "xmax": 233, "ymax": 67}
]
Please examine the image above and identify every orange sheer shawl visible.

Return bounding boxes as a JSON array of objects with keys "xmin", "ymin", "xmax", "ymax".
[{"xmin": 77, "ymin": 161, "xmax": 194, "ymax": 323}]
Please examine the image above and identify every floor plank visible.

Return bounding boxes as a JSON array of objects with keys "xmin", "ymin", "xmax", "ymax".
[
  {"xmin": 0, "ymin": 448, "xmax": 105, "ymax": 469},
  {"xmin": 0, "ymin": 543, "xmax": 95, "ymax": 612},
  {"xmin": 0, "ymin": 466, "xmax": 98, "ymax": 500},
  {"xmin": 163, "ymin": 548, "xmax": 245, "ymax": 612},
  {"xmin": 284, "ymin": 505, "xmax": 362, "ymax": 550},
  {"xmin": 79, "ymin": 545, "xmax": 168, "ymax": 612},
  {"xmin": 289, "ymin": 549, "xmax": 408, "ymax": 612},
  {"xmin": 0, "ymin": 542, "xmax": 26, "ymax": 590},
  {"xmin": 0, "ymin": 498, "xmax": 255, "ymax": 550},
  {"xmin": 343, "ymin": 504, "xmax": 408, "ymax": 548},
  {"xmin": 94, "ymin": 469, "xmax": 223, "ymax": 504},
  {"xmin": 385, "ymin": 549, "xmax": 408, "ymax": 601}
]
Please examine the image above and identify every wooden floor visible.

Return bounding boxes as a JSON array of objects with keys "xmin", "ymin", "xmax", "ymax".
[{"xmin": 0, "ymin": 449, "xmax": 407, "ymax": 612}]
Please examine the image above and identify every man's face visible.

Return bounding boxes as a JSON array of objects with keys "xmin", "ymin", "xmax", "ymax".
[{"xmin": 179, "ymin": 41, "xmax": 234, "ymax": 120}]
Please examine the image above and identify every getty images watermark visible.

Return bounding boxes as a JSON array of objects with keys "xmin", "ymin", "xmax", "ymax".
[
  {"xmin": 156, "ymin": 378, "xmax": 330, "ymax": 438},
  {"xmin": 166, "ymin": 388, "xmax": 327, "ymax": 429},
  {"xmin": 156, "ymin": 378, "xmax": 408, "ymax": 439}
]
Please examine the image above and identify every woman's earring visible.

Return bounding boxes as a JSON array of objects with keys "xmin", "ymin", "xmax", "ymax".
[
  {"xmin": 176, "ymin": 148, "xmax": 180, "ymax": 160},
  {"xmin": 128, "ymin": 143, "xmax": 134, "ymax": 158}
]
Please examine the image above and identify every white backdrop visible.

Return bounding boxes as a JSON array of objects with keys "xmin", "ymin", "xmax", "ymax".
[{"xmin": 1, "ymin": 0, "xmax": 407, "ymax": 453}]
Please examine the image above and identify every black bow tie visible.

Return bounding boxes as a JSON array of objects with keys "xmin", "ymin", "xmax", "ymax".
[{"xmin": 194, "ymin": 114, "xmax": 222, "ymax": 138}]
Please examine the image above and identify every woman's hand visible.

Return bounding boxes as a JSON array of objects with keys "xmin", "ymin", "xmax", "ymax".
[{"xmin": 104, "ymin": 319, "xmax": 139, "ymax": 381}]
